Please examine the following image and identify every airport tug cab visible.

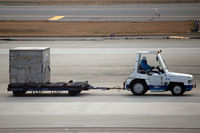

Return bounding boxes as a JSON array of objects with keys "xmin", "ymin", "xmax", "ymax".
[{"xmin": 124, "ymin": 50, "xmax": 195, "ymax": 96}]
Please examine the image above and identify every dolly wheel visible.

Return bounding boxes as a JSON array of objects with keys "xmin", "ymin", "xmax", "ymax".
[
  {"xmin": 13, "ymin": 91, "xmax": 26, "ymax": 96},
  {"xmin": 68, "ymin": 90, "xmax": 81, "ymax": 96}
]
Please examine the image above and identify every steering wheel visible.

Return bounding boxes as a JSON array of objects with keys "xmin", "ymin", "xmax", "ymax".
[
  {"xmin": 149, "ymin": 65, "xmax": 160, "ymax": 74},
  {"xmin": 156, "ymin": 65, "xmax": 161, "ymax": 71}
]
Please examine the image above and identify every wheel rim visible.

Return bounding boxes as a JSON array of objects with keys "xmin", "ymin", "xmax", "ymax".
[
  {"xmin": 173, "ymin": 85, "xmax": 182, "ymax": 94},
  {"xmin": 133, "ymin": 83, "xmax": 144, "ymax": 94}
]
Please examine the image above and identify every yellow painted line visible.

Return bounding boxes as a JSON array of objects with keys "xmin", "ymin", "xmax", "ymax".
[
  {"xmin": 48, "ymin": 16, "xmax": 65, "ymax": 21},
  {"xmin": 169, "ymin": 36, "xmax": 190, "ymax": 39}
]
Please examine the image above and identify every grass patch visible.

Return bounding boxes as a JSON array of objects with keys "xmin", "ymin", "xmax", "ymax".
[{"xmin": 0, "ymin": 20, "xmax": 198, "ymax": 37}]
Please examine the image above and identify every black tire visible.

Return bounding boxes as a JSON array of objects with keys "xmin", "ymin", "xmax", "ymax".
[
  {"xmin": 13, "ymin": 91, "xmax": 26, "ymax": 96},
  {"xmin": 130, "ymin": 80, "xmax": 148, "ymax": 96},
  {"xmin": 171, "ymin": 84, "xmax": 185, "ymax": 96},
  {"xmin": 68, "ymin": 90, "xmax": 81, "ymax": 96}
]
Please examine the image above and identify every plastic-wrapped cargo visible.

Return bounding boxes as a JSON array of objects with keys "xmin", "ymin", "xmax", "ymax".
[{"xmin": 9, "ymin": 47, "xmax": 50, "ymax": 84}]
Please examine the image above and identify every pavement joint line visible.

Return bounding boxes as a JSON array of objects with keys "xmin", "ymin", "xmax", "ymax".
[
  {"xmin": 1, "ymin": 15, "xmax": 200, "ymax": 18},
  {"xmin": 0, "ymin": 127, "xmax": 200, "ymax": 131},
  {"xmin": 48, "ymin": 16, "xmax": 65, "ymax": 21},
  {"xmin": 0, "ymin": 7, "xmax": 199, "ymax": 11},
  {"xmin": 64, "ymin": 15, "xmax": 200, "ymax": 18},
  {"xmin": 0, "ymin": 36, "xmax": 200, "ymax": 41}
]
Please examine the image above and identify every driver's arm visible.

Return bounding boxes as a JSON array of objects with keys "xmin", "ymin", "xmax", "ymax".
[
  {"xmin": 146, "ymin": 64, "xmax": 154, "ymax": 70},
  {"xmin": 141, "ymin": 61, "xmax": 154, "ymax": 70}
]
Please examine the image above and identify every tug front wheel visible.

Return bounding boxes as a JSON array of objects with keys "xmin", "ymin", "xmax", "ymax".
[
  {"xmin": 130, "ymin": 80, "xmax": 148, "ymax": 96},
  {"xmin": 68, "ymin": 90, "xmax": 81, "ymax": 96},
  {"xmin": 171, "ymin": 84, "xmax": 185, "ymax": 96}
]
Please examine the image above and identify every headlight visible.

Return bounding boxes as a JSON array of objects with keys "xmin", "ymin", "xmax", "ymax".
[{"xmin": 188, "ymin": 80, "xmax": 192, "ymax": 84}]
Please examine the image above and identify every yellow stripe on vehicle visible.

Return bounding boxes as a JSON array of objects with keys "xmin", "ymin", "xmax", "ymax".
[{"xmin": 48, "ymin": 16, "xmax": 65, "ymax": 21}]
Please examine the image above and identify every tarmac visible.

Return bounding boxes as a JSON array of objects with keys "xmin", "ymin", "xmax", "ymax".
[
  {"xmin": 0, "ymin": 39, "xmax": 200, "ymax": 132},
  {"xmin": 0, "ymin": 4, "xmax": 200, "ymax": 21}
]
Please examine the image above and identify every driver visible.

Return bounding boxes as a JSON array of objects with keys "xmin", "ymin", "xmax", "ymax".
[{"xmin": 140, "ymin": 56, "xmax": 154, "ymax": 72}]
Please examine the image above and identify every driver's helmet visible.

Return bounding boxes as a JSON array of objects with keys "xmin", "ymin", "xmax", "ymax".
[{"xmin": 142, "ymin": 56, "xmax": 147, "ymax": 62}]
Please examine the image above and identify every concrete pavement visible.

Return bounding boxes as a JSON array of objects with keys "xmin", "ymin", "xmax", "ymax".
[
  {"xmin": 0, "ymin": 39, "xmax": 200, "ymax": 132},
  {"xmin": 0, "ymin": 39, "xmax": 200, "ymax": 89},
  {"xmin": 0, "ymin": 4, "xmax": 200, "ymax": 21}
]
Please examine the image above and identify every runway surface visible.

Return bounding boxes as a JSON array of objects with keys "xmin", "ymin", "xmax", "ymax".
[
  {"xmin": 0, "ymin": 39, "xmax": 200, "ymax": 132},
  {"xmin": 0, "ymin": 4, "xmax": 200, "ymax": 21}
]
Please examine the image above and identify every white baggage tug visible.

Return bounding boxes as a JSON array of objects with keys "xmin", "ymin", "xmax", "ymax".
[{"xmin": 124, "ymin": 50, "xmax": 195, "ymax": 96}]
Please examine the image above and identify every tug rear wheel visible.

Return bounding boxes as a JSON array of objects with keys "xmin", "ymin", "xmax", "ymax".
[
  {"xmin": 68, "ymin": 90, "xmax": 81, "ymax": 96},
  {"xmin": 130, "ymin": 80, "xmax": 148, "ymax": 96}
]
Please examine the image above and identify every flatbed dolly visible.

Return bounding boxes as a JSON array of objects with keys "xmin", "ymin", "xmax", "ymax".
[{"xmin": 8, "ymin": 80, "xmax": 110, "ymax": 96}]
